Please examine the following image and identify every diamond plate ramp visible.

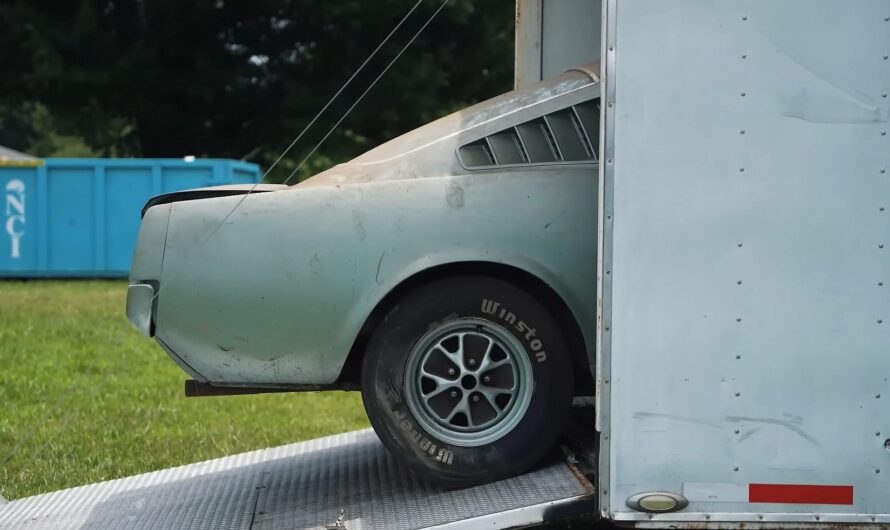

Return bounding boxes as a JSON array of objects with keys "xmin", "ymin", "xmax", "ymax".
[{"xmin": 0, "ymin": 429, "xmax": 590, "ymax": 530}]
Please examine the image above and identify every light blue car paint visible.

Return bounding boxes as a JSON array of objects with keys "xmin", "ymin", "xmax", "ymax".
[{"xmin": 128, "ymin": 65, "xmax": 599, "ymax": 387}]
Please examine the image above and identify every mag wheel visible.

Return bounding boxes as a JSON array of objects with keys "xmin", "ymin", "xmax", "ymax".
[
  {"xmin": 361, "ymin": 275, "xmax": 574, "ymax": 487},
  {"xmin": 403, "ymin": 318, "xmax": 534, "ymax": 447}
]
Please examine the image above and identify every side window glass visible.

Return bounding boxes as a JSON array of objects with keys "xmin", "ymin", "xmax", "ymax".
[{"xmin": 458, "ymin": 98, "xmax": 600, "ymax": 169}]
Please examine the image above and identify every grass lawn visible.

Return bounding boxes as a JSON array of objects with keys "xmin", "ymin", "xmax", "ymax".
[{"xmin": 0, "ymin": 280, "xmax": 369, "ymax": 500}]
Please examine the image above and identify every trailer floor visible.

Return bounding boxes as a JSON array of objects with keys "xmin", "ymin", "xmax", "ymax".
[{"xmin": 0, "ymin": 429, "xmax": 595, "ymax": 530}]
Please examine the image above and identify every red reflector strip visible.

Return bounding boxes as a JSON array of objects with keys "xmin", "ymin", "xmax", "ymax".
[{"xmin": 748, "ymin": 483, "xmax": 853, "ymax": 505}]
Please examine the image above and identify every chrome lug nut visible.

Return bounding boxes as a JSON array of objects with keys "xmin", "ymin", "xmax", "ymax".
[
  {"xmin": 447, "ymin": 368, "xmax": 456, "ymax": 376},
  {"xmin": 472, "ymin": 394, "xmax": 480, "ymax": 402},
  {"xmin": 483, "ymin": 375, "xmax": 491, "ymax": 383},
  {"xmin": 468, "ymin": 358, "xmax": 476, "ymax": 366},
  {"xmin": 450, "ymin": 390, "xmax": 458, "ymax": 398}
]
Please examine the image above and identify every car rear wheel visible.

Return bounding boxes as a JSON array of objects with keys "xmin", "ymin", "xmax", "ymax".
[{"xmin": 361, "ymin": 275, "xmax": 574, "ymax": 487}]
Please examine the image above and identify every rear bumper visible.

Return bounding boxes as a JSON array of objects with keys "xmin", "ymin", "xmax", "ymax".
[{"xmin": 126, "ymin": 284, "xmax": 155, "ymax": 336}]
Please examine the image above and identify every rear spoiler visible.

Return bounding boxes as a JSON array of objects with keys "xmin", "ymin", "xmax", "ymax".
[{"xmin": 141, "ymin": 184, "xmax": 287, "ymax": 217}]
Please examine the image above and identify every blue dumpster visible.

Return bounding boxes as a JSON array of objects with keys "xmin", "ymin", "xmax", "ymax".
[{"xmin": 0, "ymin": 158, "xmax": 261, "ymax": 278}]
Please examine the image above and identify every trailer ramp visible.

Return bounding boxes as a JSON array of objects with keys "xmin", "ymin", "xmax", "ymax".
[{"xmin": 0, "ymin": 429, "xmax": 594, "ymax": 530}]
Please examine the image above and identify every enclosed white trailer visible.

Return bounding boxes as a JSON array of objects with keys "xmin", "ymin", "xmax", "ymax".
[{"xmin": 597, "ymin": 0, "xmax": 890, "ymax": 526}]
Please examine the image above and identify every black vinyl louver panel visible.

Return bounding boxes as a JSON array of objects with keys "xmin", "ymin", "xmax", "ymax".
[{"xmin": 458, "ymin": 98, "xmax": 599, "ymax": 168}]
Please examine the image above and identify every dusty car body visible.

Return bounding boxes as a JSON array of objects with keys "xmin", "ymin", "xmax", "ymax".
[{"xmin": 128, "ymin": 64, "xmax": 600, "ymax": 389}]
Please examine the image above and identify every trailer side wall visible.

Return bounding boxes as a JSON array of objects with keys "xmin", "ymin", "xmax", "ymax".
[{"xmin": 599, "ymin": 0, "xmax": 890, "ymax": 525}]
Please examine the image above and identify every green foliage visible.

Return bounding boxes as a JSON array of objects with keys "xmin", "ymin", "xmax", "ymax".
[
  {"xmin": 0, "ymin": 281, "xmax": 370, "ymax": 500},
  {"xmin": 26, "ymin": 103, "xmax": 98, "ymax": 157},
  {"xmin": 0, "ymin": 0, "xmax": 514, "ymax": 181}
]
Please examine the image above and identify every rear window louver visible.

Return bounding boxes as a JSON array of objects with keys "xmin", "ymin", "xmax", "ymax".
[{"xmin": 458, "ymin": 99, "xmax": 600, "ymax": 168}]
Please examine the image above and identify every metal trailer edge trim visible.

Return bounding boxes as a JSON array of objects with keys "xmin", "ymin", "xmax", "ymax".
[
  {"xmin": 595, "ymin": 0, "xmax": 618, "ymax": 519},
  {"xmin": 621, "ymin": 511, "xmax": 890, "ymax": 525}
]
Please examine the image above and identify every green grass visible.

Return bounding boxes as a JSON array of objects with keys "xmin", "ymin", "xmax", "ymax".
[{"xmin": 0, "ymin": 280, "xmax": 369, "ymax": 500}]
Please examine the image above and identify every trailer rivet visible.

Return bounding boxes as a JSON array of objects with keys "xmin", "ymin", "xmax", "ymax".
[
  {"xmin": 883, "ymin": 131, "xmax": 887, "ymax": 136},
  {"xmin": 877, "ymin": 468, "xmax": 881, "ymax": 474},
  {"xmin": 815, "ymin": 516, "xmax": 821, "ymax": 521},
  {"xmin": 737, "ymin": 242, "xmax": 743, "ymax": 247},
  {"xmin": 735, "ymin": 392, "xmax": 741, "ymax": 397},
  {"xmin": 734, "ymin": 429, "xmax": 740, "ymax": 434},
  {"xmin": 885, "ymin": 55, "xmax": 889, "ymax": 60},
  {"xmin": 884, "ymin": 93, "xmax": 888, "ymax": 98},
  {"xmin": 877, "ymin": 432, "xmax": 882, "ymax": 436},
  {"xmin": 607, "ymin": 158, "xmax": 613, "ymax": 164},
  {"xmin": 739, "ymin": 129, "xmax": 745, "ymax": 135},
  {"xmin": 742, "ymin": 16, "xmax": 748, "ymax": 21},
  {"xmin": 741, "ymin": 54, "xmax": 747, "ymax": 59},
  {"xmin": 880, "ymin": 244, "xmax": 885, "ymax": 249},
  {"xmin": 737, "ymin": 280, "xmax": 743, "ymax": 285},
  {"xmin": 877, "ymin": 394, "xmax": 882, "ymax": 398},
  {"xmin": 608, "ymin": 102, "xmax": 614, "ymax": 108},
  {"xmin": 606, "ymin": 269, "xmax": 611, "ymax": 275},
  {"xmin": 605, "ymin": 379, "xmax": 610, "ymax": 384},
  {"xmin": 740, "ymin": 92, "xmax": 746, "ymax": 97},
  {"xmin": 609, "ymin": 46, "xmax": 614, "ymax": 51},
  {"xmin": 735, "ymin": 354, "xmax": 741, "ymax": 359},
  {"xmin": 736, "ymin": 317, "xmax": 742, "ymax": 322},
  {"xmin": 878, "ymin": 320, "xmax": 883, "ymax": 325},
  {"xmin": 758, "ymin": 515, "xmax": 764, "ymax": 520},
  {"xmin": 881, "ymin": 207, "xmax": 885, "ymax": 212},
  {"xmin": 879, "ymin": 282, "xmax": 884, "ymax": 287},
  {"xmin": 739, "ymin": 167, "xmax": 745, "ymax": 172},
  {"xmin": 706, "ymin": 515, "xmax": 711, "ymax": 520},
  {"xmin": 882, "ymin": 168, "xmax": 887, "ymax": 174}
]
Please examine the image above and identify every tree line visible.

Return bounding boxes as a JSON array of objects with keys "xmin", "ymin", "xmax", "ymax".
[{"xmin": 0, "ymin": 0, "xmax": 513, "ymax": 181}]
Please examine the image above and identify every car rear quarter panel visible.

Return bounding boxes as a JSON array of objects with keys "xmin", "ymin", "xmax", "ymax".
[{"xmin": 155, "ymin": 166, "xmax": 596, "ymax": 385}]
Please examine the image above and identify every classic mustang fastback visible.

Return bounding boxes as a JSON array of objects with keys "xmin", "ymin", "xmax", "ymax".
[{"xmin": 128, "ymin": 63, "xmax": 599, "ymax": 486}]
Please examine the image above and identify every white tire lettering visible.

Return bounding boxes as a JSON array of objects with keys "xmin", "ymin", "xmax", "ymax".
[
  {"xmin": 480, "ymin": 299, "xmax": 548, "ymax": 363},
  {"xmin": 395, "ymin": 409, "xmax": 455, "ymax": 466},
  {"xmin": 481, "ymin": 299, "xmax": 500, "ymax": 315}
]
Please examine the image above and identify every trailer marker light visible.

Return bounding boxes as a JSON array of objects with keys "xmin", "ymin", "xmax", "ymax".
[{"xmin": 626, "ymin": 492, "xmax": 688, "ymax": 513}]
